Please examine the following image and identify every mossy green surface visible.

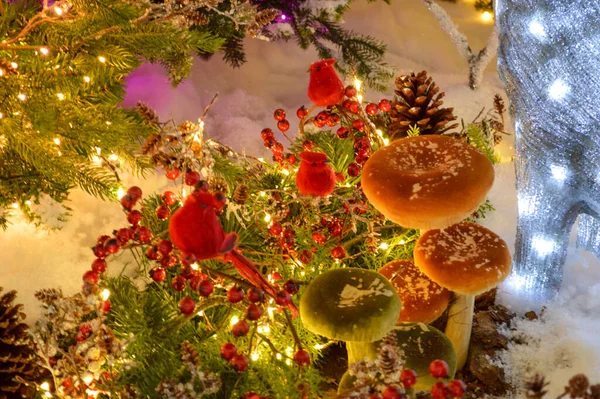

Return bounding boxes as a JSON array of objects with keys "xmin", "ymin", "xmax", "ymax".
[
  {"xmin": 300, "ymin": 268, "xmax": 401, "ymax": 342},
  {"xmin": 346, "ymin": 323, "xmax": 456, "ymax": 391}
]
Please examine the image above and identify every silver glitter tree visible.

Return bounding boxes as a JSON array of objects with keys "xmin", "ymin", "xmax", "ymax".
[{"xmin": 496, "ymin": 0, "xmax": 600, "ymax": 305}]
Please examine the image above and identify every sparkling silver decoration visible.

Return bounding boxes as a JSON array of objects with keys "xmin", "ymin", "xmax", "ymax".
[{"xmin": 496, "ymin": 0, "xmax": 600, "ymax": 305}]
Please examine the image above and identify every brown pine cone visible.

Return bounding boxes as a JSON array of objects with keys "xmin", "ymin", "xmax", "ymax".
[
  {"xmin": 232, "ymin": 184, "xmax": 250, "ymax": 204},
  {"xmin": 135, "ymin": 102, "xmax": 159, "ymax": 124},
  {"xmin": 0, "ymin": 288, "xmax": 38, "ymax": 399},
  {"xmin": 180, "ymin": 341, "xmax": 200, "ymax": 365},
  {"xmin": 185, "ymin": 10, "xmax": 209, "ymax": 27},
  {"xmin": 254, "ymin": 9, "xmax": 278, "ymax": 25},
  {"xmin": 209, "ymin": 177, "xmax": 228, "ymax": 194},
  {"xmin": 387, "ymin": 71, "xmax": 458, "ymax": 140},
  {"xmin": 567, "ymin": 374, "xmax": 589, "ymax": 398}
]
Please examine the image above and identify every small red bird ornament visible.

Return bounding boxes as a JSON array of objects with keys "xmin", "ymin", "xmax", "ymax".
[
  {"xmin": 307, "ymin": 58, "xmax": 345, "ymax": 107},
  {"xmin": 169, "ymin": 191, "xmax": 298, "ymax": 316},
  {"xmin": 296, "ymin": 151, "xmax": 336, "ymax": 197}
]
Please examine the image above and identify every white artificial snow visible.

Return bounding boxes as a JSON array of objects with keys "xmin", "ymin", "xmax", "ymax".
[{"xmin": 0, "ymin": 1, "xmax": 599, "ymax": 396}]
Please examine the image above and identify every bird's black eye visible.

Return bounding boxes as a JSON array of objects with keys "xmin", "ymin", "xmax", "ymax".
[
  {"xmin": 312, "ymin": 162, "xmax": 317, "ymax": 167},
  {"xmin": 316, "ymin": 66, "xmax": 321, "ymax": 72}
]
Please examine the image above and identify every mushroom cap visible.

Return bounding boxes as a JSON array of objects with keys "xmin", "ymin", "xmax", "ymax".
[
  {"xmin": 361, "ymin": 135, "xmax": 494, "ymax": 229},
  {"xmin": 300, "ymin": 268, "xmax": 401, "ymax": 342},
  {"xmin": 347, "ymin": 323, "xmax": 456, "ymax": 392},
  {"xmin": 378, "ymin": 260, "xmax": 451, "ymax": 324},
  {"xmin": 414, "ymin": 222, "xmax": 512, "ymax": 295},
  {"xmin": 337, "ymin": 371, "xmax": 357, "ymax": 395}
]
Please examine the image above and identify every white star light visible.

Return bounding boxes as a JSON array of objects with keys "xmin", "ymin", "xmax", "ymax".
[
  {"xmin": 548, "ymin": 79, "xmax": 571, "ymax": 100},
  {"xmin": 529, "ymin": 19, "xmax": 547, "ymax": 39}
]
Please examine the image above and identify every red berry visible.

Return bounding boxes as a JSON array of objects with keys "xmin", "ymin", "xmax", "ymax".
[
  {"xmin": 102, "ymin": 300, "xmax": 111, "ymax": 313},
  {"xmin": 166, "ymin": 169, "xmax": 180, "ymax": 180},
  {"xmin": 248, "ymin": 287, "xmax": 265, "ymax": 303},
  {"xmin": 189, "ymin": 275, "xmax": 204, "ymax": 290},
  {"xmin": 195, "ymin": 180, "xmax": 210, "ymax": 193},
  {"xmin": 242, "ymin": 393, "xmax": 261, "ymax": 399},
  {"xmin": 180, "ymin": 252, "xmax": 197, "ymax": 266},
  {"xmin": 83, "ymin": 270, "xmax": 99, "ymax": 284},
  {"xmin": 146, "ymin": 246, "xmax": 160, "ymax": 260},
  {"xmin": 280, "ymin": 234, "xmax": 294, "ymax": 250},
  {"xmin": 127, "ymin": 186, "xmax": 142, "ymax": 201},
  {"xmin": 379, "ymin": 99, "xmax": 392, "ymax": 112},
  {"xmin": 160, "ymin": 255, "xmax": 177, "ymax": 268},
  {"xmin": 272, "ymin": 271, "xmax": 282, "ymax": 281},
  {"xmin": 347, "ymin": 162, "xmax": 361, "ymax": 177},
  {"xmin": 171, "ymin": 276, "xmax": 186, "ymax": 291},
  {"xmin": 230, "ymin": 354, "xmax": 248, "ymax": 372},
  {"xmin": 157, "ymin": 239, "xmax": 173, "ymax": 255},
  {"xmin": 120, "ymin": 195, "xmax": 135, "ymax": 210},
  {"xmin": 342, "ymin": 99, "xmax": 353, "ymax": 109},
  {"xmin": 198, "ymin": 280, "xmax": 214, "ymax": 297},
  {"xmin": 178, "ymin": 297, "xmax": 195, "ymax": 315},
  {"xmin": 287, "ymin": 154, "xmax": 297, "ymax": 165},
  {"xmin": 365, "ymin": 103, "xmax": 379, "ymax": 116},
  {"xmin": 264, "ymin": 138, "xmax": 276, "ymax": 149},
  {"xmin": 400, "ymin": 369, "xmax": 418, "ymax": 388},
  {"xmin": 274, "ymin": 109, "xmax": 286, "ymax": 121},
  {"xmin": 246, "ymin": 304, "xmax": 263, "ymax": 321},
  {"xmin": 116, "ymin": 227, "xmax": 132, "ymax": 245},
  {"xmin": 429, "ymin": 360, "xmax": 449, "ymax": 379},
  {"xmin": 136, "ymin": 226, "xmax": 152, "ymax": 243},
  {"xmin": 277, "ymin": 119, "xmax": 290, "ymax": 132},
  {"xmin": 151, "ymin": 267, "xmax": 166, "ymax": 282},
  {"xmin": 272, "ymin": 142, "xmax": 284, "ymax": 155},
  {"xmin": 283, "ymin": 279, "xmax": 300, "ymax": 295},
  {"xmin": 345, "ymin": 85, "xmax": 357, "ymax": 97},
  {"xmin": 294, "ymin": 349, "xmax": 310, "ymax": 366},
  {"xmin": 93, "ymin": 243, "xmax": 107, "ymax": 258},
  {"xmin": 335, "ymin": 172, "xmax": 346, "ymax": 182},
  {"xmin": 261, "ymin": 128, "xmax": 275, "ymax": 140},
  {"xmin": 354, "ymin": 137, "xmax": 371, "ymax": 151},
  {"xmin": 327, "ymin": 113, "xmax": 340, "ymax": 127},
  {"xmin": 352, "ymin": 119, "xmax": 365, "ymax": 132},
  {"xmin": 447, "ymin": 380, "xmax": 466, "ymax": 398},
  {"xmin": 104, "ymin": 238, "xmax": 120, "ymax": 254},
  {"xmin": 328, "ymin": 220, "xmax": 343, "ymax": 236},
  {"xmin": 275, "ymin": 290, "xmax": 291, "ymax": 306},
  {"xmin": 127, "ymin": 209, "xmax": 142, "ymax": 225},
  {"xmin": 232, "ymin": 319, "xmax": 250, "ymax": 337},
  {"xmin": 185, "ymin": 170, "xmax": 201, "ymax": 186},
  {"xmin": 302, "ymin": 140, "xmax": 314, "ymax": 151},
  {"xmin": 269, "ymin": 221, "xmax": 283, "ymax": 236},
  {"xmin": 220, "ymin": 342, "xmax": 238, "ymax": 360},
  {"xmin": 296, "ymin": 106, "xmax": 308, "ymax": 119},
  {"xmin": 356, "ymin": 152, "xmax": 370, "ymax": 165},
  {"xmin": 431, "ymin": 382, "xmax": 448, "ymax": 399},
  {"xmin": 349, "ymin": 101, "xmax": 360, "ymax": 114},
  {"xmin": 336, "ymin": 127, "xmax": 350, "ymax": 139},
  {"xmin": 97, "ymin": 235, "xmax": 111, "ymax": 245},
  {"xmin": 297, "ymin": 249, "xmax": 312, "ymax": 264},
  {"xmin": 227, "ymin": 286, "xmax": 245, "ymax": 303},
  {"xmin": 162, "ymin": 191, "xmax": 177, "ymax": 206},
  {"xmin": 312, "ymin": 232, "xmax": 326, "ymax": 244},
  {"xmin": 156, "ymin": 205, "xmax": 170, "ymax": 220},
  {"xmin": 79, "ymin": 323, "xmax": 93, "ymax": 335},
  {"xmin": 92, "ymin": 258, "xmax": 107, "ymax": 274},
  {"xmin": 382, "ymin": 386, "xmax": 403, "ymax": 399},
  {"xmin": 331, "ymin": 246, "xmax": 345, "ymax": 259}
]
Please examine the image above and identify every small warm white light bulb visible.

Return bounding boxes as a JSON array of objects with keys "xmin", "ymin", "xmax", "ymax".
[
  {"xmin": 251, "ymin": 353, "xmax": 259, "ymax": 361},
  {"xmin": 54, "ymin": 6, "xmax": 63, "ymax": 15},
  {"xmin": 117, "ymin": 187, "xmax": 126, "ymax": 200},
  {"xmin": 101, "ymin": 289, "xmax": 110, "ymax": 301},
  {"xmin": 399, "ymin": 239, "xmax": 406, "ymax": 245},
  {"xmin": 197, "ymin": 310, "xmax": 204, "ymax": 316},
  {"xmin": 40, "ymin": 47, "xmax": 49, "ymax": 55},
  {"xmin": 480, "ymin": 11, "xmax": 494, "ymax": 22},
  {"xmin": 17, "ymin": 93, "xmax": 26, "ymax": 102},
  {"xmin": 357, "ymin": 94, "xmax": 363, "ymax": 103},
  {"xmin": 281, "ymin": 169, "xmax": 290, "ymax": 176},
  {"xmin": 98, "ymin": 56, "xmax": 106, "ymax": 63},
  {"xmin": 57, "ymin": 93, "xmax": 65, "ymax": 100},
  {"xmin": 0, "ymin": 112, "xmax": 4, "ymax": 119},
  {"xmin": 383, "ymin": 138, "xmax": 390, "ymax": 146},
  {"xmin": 11, "ymin": 202, "xmax": 19, "ymax": 209},
  {"xmin": 276, "ymin": 353, "xmax": 282, "ymax": 360},
  {"xmin": 353, "ymin": 78, "xmax": 362, "ymax": 91},
  {"xmin": 40, "ymin": 382, "xmax": 50, "ymax": 391},
  {"xmin": 378, "ymin": 242, "xmax": 389, "ymax": 250},
  {"xmin": 108, "ymin": 153, "xmax": 119, "ymax": 162},
  {"xmin": 105, "ymin": 121, "xmax": 112, "ymax": 126},
  {"xmin": 53, "ymin": 137, "xmax": 61, "ymax": 145},
  {"xmin": 44, "ymin": 392, "xmax": 52, "ymax": 398},
  {"xmin": 230, "ymin": 315, "xmax": 239, "ymax": 326},
  {"xmin": 10, "ymin": 62, "xmax": 18, "ymax": 69},
  {"xmin": 84, "ymin": 76, "xmax": 91, "ymax": 83}
]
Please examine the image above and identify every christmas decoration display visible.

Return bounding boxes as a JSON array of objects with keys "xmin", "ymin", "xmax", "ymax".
[
  {"xmin": 419, "ymin": 0, "xmax": 497, "ymax": 89},
  {"xmin": 496, "ymin": 0, "xmax": 600, "ymax": 306},
  {"xmin": 525, "ymin": 374, "xmax": 600, "ymax": 399},
  {"xmin": 23, "ymin": 62, "xmax": 510, "ymax": 398},
  {"xmin": 0, "ymin": 0, "xmax": 222, "ymax": 228},
  {"xmin": 0, "ymin": 288, "xmax": 38, "ymax": 399}
]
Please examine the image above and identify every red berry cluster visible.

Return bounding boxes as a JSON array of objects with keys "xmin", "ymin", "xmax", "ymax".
[
  {"xmin": 310, "ymin": 217, "xmax": 347, "ymax": 260},
  {"xmin": 428, "ymin": 360, "xmax": 466, "ymax": 399},
  {"xmin": 261, "ymin": 109, "xmax": 296, "ymax": 165},
  {"xmin": 312, "ymin": 109, "xmax": 341, "ymax": 129},
  {"xmin": 164, "ymin": 167, "xmax": 202, "ymax": 186}
]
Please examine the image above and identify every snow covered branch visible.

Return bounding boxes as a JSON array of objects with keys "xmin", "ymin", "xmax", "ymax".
[{"xmin": 420, "ymin": 0, "xmax": 498, "ymax": 90}]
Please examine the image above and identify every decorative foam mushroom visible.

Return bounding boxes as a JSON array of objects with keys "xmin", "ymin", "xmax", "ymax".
[
  {"xmin": 300, "ymin": 268, "xmax": 401, "ymax": 342},
  {"xmin": 414, "ymin": 221, "xmax": 512, "ymax": 369},
  {"xmin": 378, "ymin": 260, "xmax": 451, "ymax": 324},
  {"xmin": 361, "ymin": 135, "xmax": 494, "ymax": 230},
  {"xmin": 346, "ymin": 323, "xmax": 457, "ymax": 392}
]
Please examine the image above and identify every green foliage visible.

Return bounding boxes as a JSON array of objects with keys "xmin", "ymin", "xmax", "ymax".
[
  {"xmin": 474, "ymin": 0, "xmax": 494, "ymax": 12},
  {"xmin": 0, "ymin": 0, "xmax": 224, "ymax": 229},
  {"xmin": 464, "ymin": 122, "xmax": 500, "ymax": 164}
]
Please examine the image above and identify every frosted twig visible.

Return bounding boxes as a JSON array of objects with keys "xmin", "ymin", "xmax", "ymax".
[{"xmin": 419, "ymin": 0, "xmax": 498, "ymax": 90}]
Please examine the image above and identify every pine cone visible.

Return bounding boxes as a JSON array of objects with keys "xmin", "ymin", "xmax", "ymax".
[
  {"xmin": 525, "ymin": 374, "xmax": 548, "ymax": 398},
  {"xmin": 0, "ymin": 60, "xmax": 18, "ymax": 76},
  {"xmin": 180, "ymin": 341, "xmax": 200, "ymax": 365},
  {"xmin": 254, "ymin": 9, "xmax": 278, "ymax": 25},
  {"xmin": 567, "ymin": 374, "xmax": 589, "ymax": 398},
  {"xmin": 0, "ymin": 289, "xmax": 38, "ymax": 399},
  {"xmin": 135, "ymin": 102, "xmax": 159, "ymax": 124},
  {"xmin": 185, "ymin": 10, "xmax": 209, "ymax": 27},
  {"xmin": 209, "ymin": 177, "xmax": 228, "ymax": 194},
  {"xmin": 232, "ymin": 184, "xmax": 250, "ymax": 204},
  {"xmin": 387, "ymin": 71, "xmax": 458, "ymax": 140}
]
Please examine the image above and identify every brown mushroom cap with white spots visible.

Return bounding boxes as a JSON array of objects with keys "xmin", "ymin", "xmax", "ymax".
[
  {"xmin": 413, "ymin": 222, "xmax": 512, "ymax": 295},
  {"xmin": 379, "ymin": 260, "xmax": 451, "ymax": 324},
  {"xmin": 361, "ymin": 135, "xmax": 494, "ymax": 230}
]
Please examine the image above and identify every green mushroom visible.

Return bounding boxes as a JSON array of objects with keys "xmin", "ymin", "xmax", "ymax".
[
  {"xmin": 338, "ymin": 371, "xmax": 357, "ymax": 395},
  {"xmin": 346, "ymin": 323, "xmax": 457, "ymax": 392},
  {"xmin": 300, "ymin": 268, "xmax": 402, "ymax": 342}
]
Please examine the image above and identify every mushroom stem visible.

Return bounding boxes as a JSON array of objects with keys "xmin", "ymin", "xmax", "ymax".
[{"xmin": 444, "ymin": 294, "xmax": 474, "ymax": 370}]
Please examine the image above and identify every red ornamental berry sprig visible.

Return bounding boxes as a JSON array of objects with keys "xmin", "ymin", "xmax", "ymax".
[{"xmin": 427, "ymin": 360, "xmax": 466, "ymax": 399}]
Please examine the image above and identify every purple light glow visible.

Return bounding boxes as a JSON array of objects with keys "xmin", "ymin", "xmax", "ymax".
[{"xmin": 281, "ymin": 14, "xmax": 287, "ymax": 20}]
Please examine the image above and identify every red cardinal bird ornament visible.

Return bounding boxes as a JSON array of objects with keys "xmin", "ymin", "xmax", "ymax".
[
  {"xmin": 307, "ymin": 59, "xmax": 345, "ymax": 107},
  {"xmin": 169, "ymin": 191, "xmax": 298, "ymax": 316},
  {"xmin": 296, "ymin": 151, "xmax": 336, "ymax": 197}
]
